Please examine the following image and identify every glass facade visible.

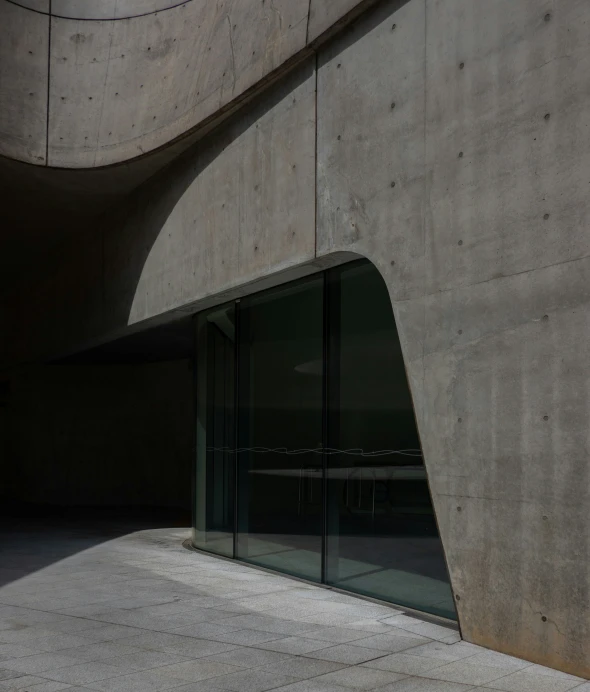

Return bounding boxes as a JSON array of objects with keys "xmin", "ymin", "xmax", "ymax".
[
  {"xmin": 193, "ymin": 259, "xmax": 455, "ymax": 619},
  {"xmin": 194, "ymin": 303, "xmax": 236, "ymax": 557},
  {"xmin": 236, "ymin": 277, "xmax": 324, "ymax": 581}
]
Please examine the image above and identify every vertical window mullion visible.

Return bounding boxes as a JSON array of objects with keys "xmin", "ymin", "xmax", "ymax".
[
  {"xmin": 321, "ymin": 272, "xmax": 329, "ymax": 584},
  {"xmin": 233, "ymin": 299, "xmax": 240, "ymax": 560}
]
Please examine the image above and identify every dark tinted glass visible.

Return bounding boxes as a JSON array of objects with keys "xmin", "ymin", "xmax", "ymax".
[
  {"xmin": 192, "ymin": 261, "xmax": 455, "ymax": 620},
  {"xmin": 325, "ymin": 261, "xmax": 455, "ymax": 619},
  {"xmin": 193, "ymin": 304, "xmax": 236, "ymax": 558},
  {"xmin": 236, "ymin": 277, "xmax": 323, "ymax": 581}
]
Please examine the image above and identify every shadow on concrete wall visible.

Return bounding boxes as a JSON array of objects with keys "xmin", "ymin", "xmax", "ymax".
[
  {"xmin": 0, "ymin": 2, "xmax": 394, "ymax": 586},
  {"xmin": 0, "ymin": 0, "xmax": 404, "ymax": 366}
]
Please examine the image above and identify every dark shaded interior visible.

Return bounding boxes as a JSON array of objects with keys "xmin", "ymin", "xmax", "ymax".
[{"xmin": 1, "ymin": 317, "xmax": 195, "ymax": 521}]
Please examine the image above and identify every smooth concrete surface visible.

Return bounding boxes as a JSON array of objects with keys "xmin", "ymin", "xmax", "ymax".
[
  {"xmin": 316, "ymin": 0, "xmax": 425, "ymax": 303},
  {"xmin": 51, "ymin": 0, "xmax": 191, "ymax": 19},
  {"xmin": 0, "ymin": 63, "xmax": 318, "ymax": 367},
  {"xmin": 47, "ymin": 0, "xmax": 309, "ymax": 167},
  {"xmin": 308, "ymin": 0, "xmax": 376, "ymax": 42},
  {"xmin": 9, "ymin": 0, "xmax": 49, "ymax": 12},
  {"xmin": 315, "ymin": 0, "xmax": 590, "ymax": 677},
  {"xmin": 0, "ymin": 1, "xmax": 49, "ymax": 163},
  {"xmin": 0, "ymin": 0, "xmax": 375, "ymax": 167},
  {"xmin": 3, "ymin": 362, "xmax": 193, "ymax": 509},
  {"xmin": 419, "ymin": 261, "xmax": 590, "ymax": 674},
  {"xmin": 0, "ymin": 520, "xmax": 585, "ymax": 692},
  {"xmin": 120, "ymin": 61, "xmax": 317, "ymax": 325},
  {"xmin": 423, "ymin": 0, "xmax": 590, "ymax": 294},
  {"xmin": 1, "ymin": 0, "xmax": 590, "ymax": 679}
]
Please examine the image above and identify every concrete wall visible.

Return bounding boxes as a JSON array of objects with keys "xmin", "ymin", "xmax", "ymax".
[
  {"xmin": 316, "ymin": 0, "xmax": 590, "ymax": 677},
  {"xmin": 0, "ymin": 2, "xmax": 49, "ymax": 163},
  {"xmin": 2, "ymin": 0, "xmax": 590, "ymax": 678},
  {"xmin": 3, "ymin": 361, "xmax": 193, "ymax": 510},
  {"xmin": 0, "ymin": 63, "xmax": 319, "ymax": 369}
]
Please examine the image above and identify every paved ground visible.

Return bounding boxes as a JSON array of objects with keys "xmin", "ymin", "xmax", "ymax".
[{"xmin": 0, "ymin": 521, "xmax": 587, "ymax": 692}]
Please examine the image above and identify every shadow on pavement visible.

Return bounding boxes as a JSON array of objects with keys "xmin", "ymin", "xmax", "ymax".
[{"xmin": 0, "ymin": 503, "xmax": 190, "ymax": 588}]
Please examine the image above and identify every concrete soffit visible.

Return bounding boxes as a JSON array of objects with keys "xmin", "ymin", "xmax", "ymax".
[{"xmin": 0, "ymin": 0, "xmax": 382, "ymax": 169}]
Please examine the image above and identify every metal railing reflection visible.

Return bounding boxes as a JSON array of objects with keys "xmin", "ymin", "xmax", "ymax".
[
  {"xmin": 205, "ymin": 446, "xmax": 426, "ymax": 520},
  {"xmin": 206, "ymin": 446, "xmax": 422, "ymax": 457}
]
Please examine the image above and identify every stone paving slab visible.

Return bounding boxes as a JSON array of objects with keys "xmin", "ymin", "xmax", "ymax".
[{"xmin": 0, "ymin": 525, "xmax": 587, "ymax": 692}]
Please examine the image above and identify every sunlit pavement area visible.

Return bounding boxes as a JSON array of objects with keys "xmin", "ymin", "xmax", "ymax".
[{"xmin": 0, "ymin": 518, "xmax": 587, "ymax": 692}]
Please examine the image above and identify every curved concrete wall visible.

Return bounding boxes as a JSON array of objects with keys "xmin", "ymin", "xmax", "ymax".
[
  {"xmin": 2, "ymin": 0, "xmax": 590, "ymax": 679},
  {"xmin": 0, "ymin": 0, "xmax": 372, "ymax": 167},
  {"xmin": 47, "ymin": 0, "xmax": 190, "ymax": 19},
  {"xmin": 10, "ymin": 0, "xmax": 49, "ymax": 12},
  {"xmin": 0, "ymin": 2, "xmax": 49, "ymax": 163}
]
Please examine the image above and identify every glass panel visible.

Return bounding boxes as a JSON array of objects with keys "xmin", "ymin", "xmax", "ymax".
[
  {"xmin": 236, "ymin": 277, "xmax": 323, "ymax": 581},
  {"xmin": 326, "ymin": 260, "xmax": 455, "ymax": 619},
  {"xmin": 193, "ymin": 303, "xmax": 236, "ymax": 558}
]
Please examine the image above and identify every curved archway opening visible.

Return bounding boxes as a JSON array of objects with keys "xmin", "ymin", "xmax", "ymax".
[{"xmin": 194, "ymin": 258, "xmax": 455, "ymax": 620}]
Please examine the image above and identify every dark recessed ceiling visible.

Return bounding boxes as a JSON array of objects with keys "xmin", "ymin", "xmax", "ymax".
[{"xmin": 54, "ymin": 316, "xmax": 194, "ymax": 364}]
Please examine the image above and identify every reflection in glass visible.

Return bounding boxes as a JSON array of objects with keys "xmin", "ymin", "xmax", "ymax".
[
  {"xmin": 192, "ymin": 260, "xmax": 455, "ymax": 620},
  {"xmin": 193, "ymin": 304, "xmax": 236, "ymax": 557},
  {"xmin": 236, "ymin": 277, "xmax": 324, "ymax": 581},
  {"xmin": 326, "ymin": 262, "xmax": 455, "ymax": 619}
]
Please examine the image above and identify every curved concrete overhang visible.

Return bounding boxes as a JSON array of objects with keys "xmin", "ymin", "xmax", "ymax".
[
  {"xmin": 0, "ymin": 0, "xmax": 375, "ymax": 168},
  {"xmin": 10, "ymin": 0, "xmax": 193, "ymax": 20}
]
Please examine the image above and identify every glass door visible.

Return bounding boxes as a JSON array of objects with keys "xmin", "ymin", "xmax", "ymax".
[
  {"xmin": 236, "ymin": 276, "xmax": 324, "ymax": 582},
  {"xmin": 192, "ymin": 260, "xmax": 455, "ymax": 619},
  {"xmin": 325, "ymin": 261, "xmax": 455, "ymax": 619}
]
